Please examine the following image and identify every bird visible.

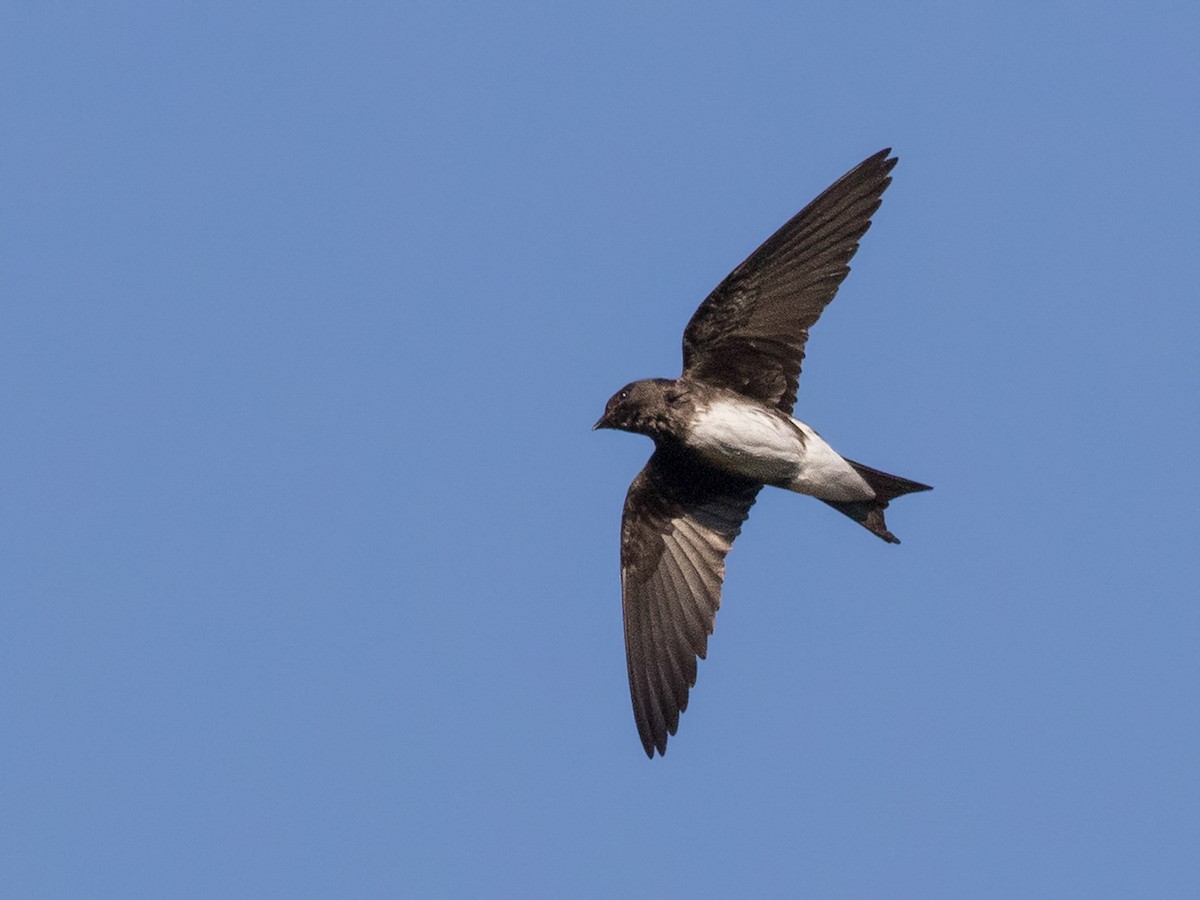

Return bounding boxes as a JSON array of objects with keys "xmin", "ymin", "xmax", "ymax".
[{"xmin": 594, "ymin": 148, "xmax": 931, "ymax": 758}]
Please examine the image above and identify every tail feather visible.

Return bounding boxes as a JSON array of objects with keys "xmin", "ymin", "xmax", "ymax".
[{"xmin": 822, "ymin": 460, "xmax": 931, "ymax": 544}]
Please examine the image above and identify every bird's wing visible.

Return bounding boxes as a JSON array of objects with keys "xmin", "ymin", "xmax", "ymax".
[
  {"xmin": 681, "ymin": 149, "xmax": 897, "ymax": 414},
  {"xmin": 620, "ymin": 448, "xmax": 761, "ymax": 757}
]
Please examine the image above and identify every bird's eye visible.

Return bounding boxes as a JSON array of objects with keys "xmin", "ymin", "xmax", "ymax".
[{"xmin": 619, "ymin": 389, "xmax": 630, "ymax": 401}]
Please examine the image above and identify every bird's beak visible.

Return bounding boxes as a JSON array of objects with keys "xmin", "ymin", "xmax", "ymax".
[{"xmin": 593, "ymin": 413, "xmax": 611, "ymax": 431}]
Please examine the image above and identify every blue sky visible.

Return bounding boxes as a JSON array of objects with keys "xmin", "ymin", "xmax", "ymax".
[{"xmin": 3, "ymin": 3, "xmax": 1198, "ymax": 897}]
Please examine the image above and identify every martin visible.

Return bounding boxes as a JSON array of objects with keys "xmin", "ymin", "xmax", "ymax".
[{"xmin": 594, "ymin": 149, "xmax": 931, "ymax": 758}]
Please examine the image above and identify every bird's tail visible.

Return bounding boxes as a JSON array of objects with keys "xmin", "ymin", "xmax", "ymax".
[{"xmin": 821, "ymin": 461, "xmax": 932, "ymax": 544}]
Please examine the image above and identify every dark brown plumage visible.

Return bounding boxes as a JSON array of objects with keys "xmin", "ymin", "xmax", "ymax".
[
  {"xmin": 619, "ymin": 449, "xmax": 761, "ymax": 756},
  {"xmin": 682, "ymin": 148, "xmax": 897, "ymax": 414},
  {"xmin": 597, "ymin": 149, "xmax": 929, "ymax": 757}
]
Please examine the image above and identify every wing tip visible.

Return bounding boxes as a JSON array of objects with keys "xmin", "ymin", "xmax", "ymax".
[
  {"xmin": 864, "ymin": 147, "xmax": 898, "ymax": 182},
  {"xmin": 637, "ymin": 722, "xmax": 669, "ymax": 758},
  {"xmin": 638, "ymin": 734, "xmax": 667, "ymax": 763}
]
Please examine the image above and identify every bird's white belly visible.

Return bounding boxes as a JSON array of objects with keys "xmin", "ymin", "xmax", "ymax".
[
  {"xmin": 688, "ymin": 401, "xmax": 874, "ymax": 501},
  {"xmin": 688, "ymin": 402, "xmax": 802, "ymax": 482}
]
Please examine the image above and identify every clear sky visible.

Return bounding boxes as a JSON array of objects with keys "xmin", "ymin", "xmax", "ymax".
[{"xmin": 3, "ymin": 3, "xmax": 1198, "ymax": 897}]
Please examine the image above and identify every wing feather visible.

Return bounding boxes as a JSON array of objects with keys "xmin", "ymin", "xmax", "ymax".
[
  {"xmin": 619, "ymin": 449, "xmax": 760, "ymax": 757},
  {"xmin": 681, "ymin": 149, "xmax": 897, "ymax": 412}
]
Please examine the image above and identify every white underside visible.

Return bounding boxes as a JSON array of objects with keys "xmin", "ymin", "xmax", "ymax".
[{"xmin": 687, "ymin": 401, "xmax": 875, "ymax": 502}]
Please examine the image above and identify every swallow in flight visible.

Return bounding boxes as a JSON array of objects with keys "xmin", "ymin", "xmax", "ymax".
[{"xmin": 595, "ymin": 149, "xmax": 931, "ymax": 757}]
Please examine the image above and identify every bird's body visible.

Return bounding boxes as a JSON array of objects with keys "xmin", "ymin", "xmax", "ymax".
[
  {"xmin": 688, "ymin": 394, "xmax": 873, "ymax": 501},
  {"xmin": 595, "ymin": 149, "xmax": 931, "ymax": 757},
  {"xmin": 604, "ymin": 378, "xmax": 875, "ymax": 500}
]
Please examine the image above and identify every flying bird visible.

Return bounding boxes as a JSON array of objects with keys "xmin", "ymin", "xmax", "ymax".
[{"xmin": 594, "ymin": 149, "xmax": 931, "ymax": 758}]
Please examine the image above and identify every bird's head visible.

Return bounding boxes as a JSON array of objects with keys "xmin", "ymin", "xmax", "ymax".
[{"xmin": 593, "ymin": 379, "xmax": 676, "ymax": 437}]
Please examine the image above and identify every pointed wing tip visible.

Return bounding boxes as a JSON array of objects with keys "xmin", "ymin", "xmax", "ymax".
[
  {"xmin": 637, "ymin": 728, "xmax": 667, "ymax": 758},
  {"xmin": 651, "ymin": 741, "xmax": 669, "ymax": 759},
  {"xmin": 868, "ymin": 148, "xmax": 898, "ymax": 178},
  {"xmin": 636, "ymin": 705, "xmax": 677, "ymax": 757},
  {"xmin": 635, "ymin": 700, "xmax": 677, "ymax": 758}
]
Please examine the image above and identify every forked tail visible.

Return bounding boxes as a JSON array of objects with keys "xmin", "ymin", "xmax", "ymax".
[{"xmin": 821, "ymin": 460, "xmax": 932, "ymax": 544}]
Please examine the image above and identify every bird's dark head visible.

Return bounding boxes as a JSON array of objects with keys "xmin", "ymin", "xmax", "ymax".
[{"xmin": 593, "ymin": 379, "xmax": 678, "ymax": 437}]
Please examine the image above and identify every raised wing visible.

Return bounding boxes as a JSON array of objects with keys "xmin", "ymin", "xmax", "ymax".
[
  {"xmin": 620, "ymin": 448, "xmax": 761, "ymax": 757},
  {"xmin": 681, "ymin": 149, "xmax": 897, "ymax": 413}
]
